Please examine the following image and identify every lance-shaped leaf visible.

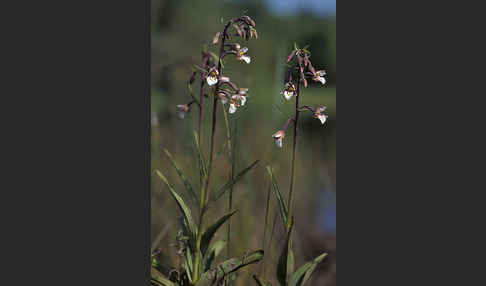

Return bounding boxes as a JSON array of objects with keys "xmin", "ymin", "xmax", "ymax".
[
  {"xmin": 213, "ymin": 160, "xmax": 260, "ymax": 201},
  {"xmin": 266, "ymin": 166, "xmax": 288, "ymax": 228},
  {"xmin": 164, "ymin": 148, "xmax": 198, "ymax": 205},
  {"xmin": 184, "ymin": 246, "xmax": 194, "ymax": 283},
  {"xmin": 252, "ymin": 275, "xmax": 273, "ymax": 286},
  {"xmin": 156, "ymin": 170, "xmax": 197, "ymax": 247},
  {"xmin": 288, "ymin": 252, "xmax": 328, "ymax": 286},
  {"xmin": 193, "ymin": 131, "xmax": 208, "ymax": 180},
  {"xmin": 203, "ymin": 240, "xmax": 226, "ymax": 272},
  {"xmin": 195, "ymin": 250, "xmax": 264, "ymax": 286},
  {"xmin": 277, "ymin": 221, "xmax": 294, "ymax": 286},
  {"xmin": 201, "ymin": 210, "xmax": 237, "ymax": 256},
  {"xmin": 151, "ymin": 268, "xmax": 176, "ymax": 286}
]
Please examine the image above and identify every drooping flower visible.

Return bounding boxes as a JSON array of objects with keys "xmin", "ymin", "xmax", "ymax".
[
  {"xmin": 236, "ymin": 47, "xmax": 251, "ymax": 64},
  {"xmin": 312, "ymin": 70, "xmax": 326, "ymax": 85},
  {"xmin": 227, "ymin": 88, "xmax": 248, "ymax": 114},
  {"xmin": 313, "ymin": 105, "xmax": 328, "ymax": 125},
  {"xmin": 176, "ymin": 104, "xmax": 190, "ymax": 119},
  {"xmin": 234, "ymin": 88, "xmax": 248, "ymax": 105},
  {"xmin": 229, "ymin": 101, "xmax": 238, "ymax": 114},
  {"xmin": 281, "ymin": 82, "xmax": 296, "ymax": 101},
  {"xmin": 206, "ymin": 67, "xmax": 219, "ymax": 86},
  {"xmin": 272, "ymin": 130, "xmax": 285, "ymax": 148}
]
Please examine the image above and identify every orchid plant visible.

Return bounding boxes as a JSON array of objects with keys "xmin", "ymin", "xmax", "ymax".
[
  {"xmin": 253, "ymin": 45, "xmax": 329, "ymax": 286},
  {"xmin": 152, "ymin": 14, "xmax": 262, "ymax": 286}
]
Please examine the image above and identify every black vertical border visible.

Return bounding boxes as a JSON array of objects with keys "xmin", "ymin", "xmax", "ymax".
[{"xmin": 145, "ymin": 0, "xmax": 152, "ymax": 284}]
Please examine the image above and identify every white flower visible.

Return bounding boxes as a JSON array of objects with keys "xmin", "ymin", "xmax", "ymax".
[
  {"xmin": 176, "ymin": 104, "xmax": 190, "ymax": 119},
  {"xmin": 313, "ymin": 105, "xmax": 328, "ymax": 125},
  {"xmin": 206, "ymin": 68, "xmax": 219, "ymax": 86},
  {"xmin": 240, "ymin": 55, "xmax": 251, "ymax": 63},
  {"xmin": 236, "ymin": 47, "xmax": 251, "ymax": 64},
  {"xmin": 229, "ymin": 102, "xmax": 237, "ymax": 114},
  {"xmin": 281, "ymin": 83, "xmax": 296, "ymax": 101},
  {"xmin": 239, "ymin": 95, "xmax": 247, "ymax": 106},
  {"xmin": 272, "ymin": 130, "xmax": 285, "ymax": 148},
  {"xmin": 317, "ymin": 114, "xmax": 327, "ymax": 124},
  {"xmin": 312, "ymin": 70, "xmax": 326, "ymax": 85}
]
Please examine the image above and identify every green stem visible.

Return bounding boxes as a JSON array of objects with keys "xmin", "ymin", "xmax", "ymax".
[
  {"xmin": 287, "ymin": 80, "xmax": 300, "ymax": 232},
  {"xmin": 222, "ymin": 107, "xmax": 236, "ymax": 259},
  {"xmin": 192, "ymin": 22, "xmax": 231, "ymax": 283}
]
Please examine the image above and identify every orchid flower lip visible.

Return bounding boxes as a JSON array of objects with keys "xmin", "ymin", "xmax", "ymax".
[{"xmin": 229, "ymin": 103, "xmax": 237, "ymax": 114}]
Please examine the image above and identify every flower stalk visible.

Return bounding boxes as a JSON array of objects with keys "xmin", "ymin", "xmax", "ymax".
[{"xmin": 273, "ymin": 45, "xmax": 329, "ymax": 233}]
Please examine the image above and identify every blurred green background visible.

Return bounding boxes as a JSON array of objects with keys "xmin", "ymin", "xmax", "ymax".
[{"xmin": 151, "ymin": 0, "xmax": 335, "ymax": 285}]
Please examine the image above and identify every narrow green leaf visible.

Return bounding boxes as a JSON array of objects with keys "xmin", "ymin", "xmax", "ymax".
[
  {"xmin": 203, "ymin": 240, "xmax": 227, "ymax": 272},
  {"xmin": 213, "ymin": 160, "xmax": 260, "ymax": 201},
  {"xmin": 163, "ymin": 148, "xmax": 198, "ymax": 205},
  {"xmin": 156, "ymin": 170, "xmax": 197, "ymax": 246},
  {"xmin": 195, "ymin": 250, "xmax": 264, "ymax": 286},
  {"xmin": 193, "ymin": 131, "xmax": 208, "ymax": 180},
  {"xmin": 277, "ymin": 221, "xmax": 294, "ymax": 286},
  {"xmin": 266, "ymin": 166, "xmax": 288, "ymax": 227},
  {"xmin": 201, "ymin": 210, "xmax": 237, "ymax": 256},
  {"xmin": 184, "ymin": 246, "xmax": 194, "ymax": 281},
  {"xmin": 151, "ymin": 268, "xmax": 176, "ymax": 286},
  {"xmin": 288, "ymin": 252, "xmax": 328, "ymax": 286},
  {"xmin": 252, "ymin": 275, "xmax": 273, "ymax": 286}
]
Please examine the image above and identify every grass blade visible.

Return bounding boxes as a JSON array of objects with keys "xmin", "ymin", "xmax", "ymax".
[
  {"xmin": 193, "ymin": 130, "xmax": 208, "ymax": 181},
  {"xmin": 288, "ymin": 252, "xmax": 328, "ymax": 286},
  {"xmin": 266, "ymin": 166, "xmax": 288, "ymax": 228},
  {"xmin": 277, "ymin": 220, "xmax": 294, "ymax": 286},
  {"xmin": 203, "ymin": 240, "xmax": 226, "ymax": 272},
  {"xmin": 156, "ymin": 170, "xmax": 197, "ymax": 247},
  {"xmin": 212, "ymin": 160, "xmax": 260, "ymax": 201},
  {"xmin": 201, "ymin": 210, "xmax": 237, "ymax": 256},
  {"xmin": 163, "ymin": 148, "xmax": 198, "ymax": 206}
]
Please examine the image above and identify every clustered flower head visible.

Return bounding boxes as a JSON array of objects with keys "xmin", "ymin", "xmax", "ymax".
[
  {"xmin": 228, "ymin": 87, "xmax": 248, "ymax": 113},
  {"xmin": 175, "ymin": 15, "xmax": 257, "ymax": 119},
  {"xmin": 217, "ymin": 84, "xmax": 249, "ymax": 114},
  {"xmin": 272, "ymin": 45, "xmax": 329, "ymax": 147}
]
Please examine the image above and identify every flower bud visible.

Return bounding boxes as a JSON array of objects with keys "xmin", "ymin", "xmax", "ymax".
[{"xmin": 212, "ymin": 32, "xmax": 221, "ymax": 44}]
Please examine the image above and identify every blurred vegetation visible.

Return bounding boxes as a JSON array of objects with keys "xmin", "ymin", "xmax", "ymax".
[{"xmin": 151, "ymin": 1, "xmax": 335, "ymax": 285}]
